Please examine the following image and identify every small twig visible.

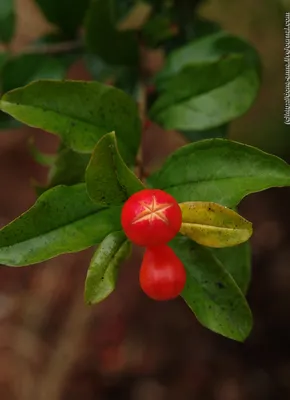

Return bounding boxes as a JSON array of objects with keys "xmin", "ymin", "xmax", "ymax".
[
  {"xmin": 19, "ymin": 39, "xmax": 83, "ymax": 55},
  {"xmin": 136, "ymin": 82, "xmax": 147, "ymax": 181},
  {"xmin": 135, "ymin": 158, "xmax": 150, "ymax": 179}
]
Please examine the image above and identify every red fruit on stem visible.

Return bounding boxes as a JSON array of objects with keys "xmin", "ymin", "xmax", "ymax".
[
  {"xmin": 139, "ymin": 245, "xmax": 186, "ymax": 301},
  {"xmin": 121, "ymin": 189, "xmax": 182, "ymax": 247}
]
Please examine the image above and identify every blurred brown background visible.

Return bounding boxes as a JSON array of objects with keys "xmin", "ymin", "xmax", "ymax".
[{"xmin": 0, "ymin": 0, "xmax": 290, "ymax": 399}]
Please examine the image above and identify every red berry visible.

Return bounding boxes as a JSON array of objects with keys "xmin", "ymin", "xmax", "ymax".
[
  {"xmin": 121, "ymin": 189, "xmax": 182, "ymax": 247},
  {"xmin": 139, "ymin": 245, "xmax": 186, "ymax": 301}
]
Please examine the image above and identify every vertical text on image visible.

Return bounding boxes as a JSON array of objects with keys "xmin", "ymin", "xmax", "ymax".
[{"xmin": 284, "ymin": 12, "xmax": 290, "ymax": 125}]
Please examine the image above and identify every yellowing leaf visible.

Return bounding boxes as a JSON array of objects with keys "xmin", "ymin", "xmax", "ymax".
[{"xmin": 179, "ymin": 201, "xmax": 252, "ymax": 248}]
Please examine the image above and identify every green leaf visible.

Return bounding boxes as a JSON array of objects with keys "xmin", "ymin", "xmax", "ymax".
[
  {"xmin": 34, "ymin": 0, "xmax": 90, "ymax": 37},
  {"xmin": 0, "ymin": 184, "xmax": 122, "ymax": 266},
  {"xmin": 150, "ymin": 54, "xmax": 259, "ymax": 131},
  {"xmin": 0, "ymin": 80, "xmax": 141, "ymax": 164},
  {"xmin": 86, "ymin": 132, "xmax": 144, "ymax": 206},
  {"xmin": 47, "ymin": 146, "xmax": 90, "ymax": 188},
  {"xmin": 179, "ymin": 201, "xmax": 252, "ymax": 248},
  {"xmin": 85, "ymin": 231, "xmax": 131, "ymax": 305},
  {"xmin": 150, "ymin": 31, "xmax": 261, "ymax": 131},
  {"xmin": 0, "ymin": 0, "xmax": 15, "ymax": 43},
  {"xmin": 28, "ymin": 137, "xmax": 56, "ymax": 166},
  {"xmin": 170, "ymin": 236, "xmax": 252, "ymax": 341},
  {"xmin": 0, "ymin": 111, "xmax": 20, "ymax": 129},
  {"xmin": 32, "ymin": 145, "xmax": 90, "ymax": 196},
  {"xmin": 157, "ymin": 31, "xmax": 261, "ymax": 83},
  {"xmin": 148, "ymin": 139, "xmax": 290, "ymax": 207},
  {"xmin": 1, "ymin": 54, "xmax": 67, "ymax": 93},
  {"xmin": 85, "ymin": 0, "xmax": 139, "ymax": 65},
  {"xmin": 0, "ymin": 54, "xmax": 67, "ymax": 131},
  {"xmin": 209, "ymin": 242, "xmax": 251, "ymax": 294},
  {"xmin": 153, "ymin": 55, "xmax": 246, "ymax": 105}
]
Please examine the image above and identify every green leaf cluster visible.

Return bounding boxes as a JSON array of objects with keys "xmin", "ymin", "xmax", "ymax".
[
  {"xmin": 0, "ymin": 75, "xmax": 290, "ymax": 343},
  {"xmin": 149, "ymin": 31, "xmax": 261, "ymax": 140},
  {"xmin": 0, "ymin": 3, "xmax": 288, "ymax": 344}
]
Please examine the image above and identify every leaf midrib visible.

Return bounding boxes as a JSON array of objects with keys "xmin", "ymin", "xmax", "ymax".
[
  {"xmin": 0, "ymin": 206, "xmax": 109, "ymax": 249},
  {"xmin": 182, "ymin": 258, "xmax": 248, "ymax": 338},
  {"xmin": 0, "ymin": 99, "xmax": 108, "ymax": 131},
  {"xmin": 185, "ymin": 248, "xmax": 250, "ymax": 338},
  {"xmin": 156, "ymin": 173, "xmax": 290, "ymax": 190},
  {"xmin": 155, "ymin": 63, "xmax": 249, "ymax": 115},
  {"xmin": 0, "ymin": 100, "xmax": 134, "ymax": 153},
  {"xmin": 181, "ymin": 222, "xmax": 249, "ymax": 232}
]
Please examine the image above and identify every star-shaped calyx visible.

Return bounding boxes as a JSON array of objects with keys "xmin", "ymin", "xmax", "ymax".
[
  {"xmin": 132, "ymin": 195, "xmax": 172, "ymax": 225},
  {"xmin": 121, "ymin": 188, "xmax": 182, "ymax": 247}
]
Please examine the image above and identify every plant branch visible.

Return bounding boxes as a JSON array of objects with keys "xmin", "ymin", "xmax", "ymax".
[
  {"xmin": 136, "ymin": 81, "xmax": 147, "ymax": 181},
  {"xmin": 19, "ymin": 39, "xmax": 83, "ymax": 55}
]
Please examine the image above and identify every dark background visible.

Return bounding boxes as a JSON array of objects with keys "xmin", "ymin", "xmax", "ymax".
[{"xmin": 0, "ymin": 0, "xmax": 289, "ymax": 399}]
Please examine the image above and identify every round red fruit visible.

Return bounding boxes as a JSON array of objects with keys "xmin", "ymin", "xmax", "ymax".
[
  {"xmin": 139, "ymin": 245, "xmax": 186, "ymax": 301},
  {"xmin": 121, "ymin": 189, "xmax": 182, "ymax": 247}
]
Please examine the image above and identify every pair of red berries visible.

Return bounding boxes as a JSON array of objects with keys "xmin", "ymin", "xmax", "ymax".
[{"xmin": 121, "ymin": 189, "xmax": 186, "ymax": 301}]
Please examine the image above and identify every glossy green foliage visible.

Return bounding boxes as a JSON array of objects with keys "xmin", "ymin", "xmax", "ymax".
[
  {"xmin": 148, "ymin": 139, "xmax": 290, "ymax": 206},
  {"xmin": 0, "ymin": 110, "xmax": 20, "ymax": 129},
  {"xmin": 209, "ymin": 242, "xmax": 251, "ymax": 294},
  {"xmin": 0, "ymin": 80, "xmax": 141, "ymax": 164},
  {"xmin": 0, "ymin": 184, "xmax": 122, "ymax": 266},
  {"xmin": 171, "ymin": 236, "xmax": 252, "ymax": 341},
  {"xmin": 86, "ymin": 132, "xmax": 144, "ymax": 206},
  {"xmin": 29, "ymin": 144, "xmax": 90, "ymax": 195},
  {"xmin": 150, "ymin": 54, "xmax": 259, "ymax": 131},
  {"xmin": 0, "ymin": 0, "xmax": 15, "ymax": 43},
  {"xmin": 157, "ymin": 31, "xmax": 261, "ymax": 82},
  {"xmin": 0, "ymin": 2, "xmax": 283, "ymax": 344},
  {"xmin": 34, "ymin": 0, "xmax": 90, "ymax": 37},
  {"xmin": 28, "ymin": 137, "xmax": 56, "ymax": 166},
  {"xmin": 0, "ymin": 54, "xmax": 67, "ymax": 130},
  {"xmin": 150, "ymin": 32, "xmax": 260, "ymax": 131},
  {"xmin": 85, "ymin": 0, "xmax": 139, "ymax": 65},
  {"xmin": 85, "ymin": 231, "xmax": 131, "ymax": 304},
  {"xmin": 47, "ymin": 146, "xmax": 90, "ymax": 188}
]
